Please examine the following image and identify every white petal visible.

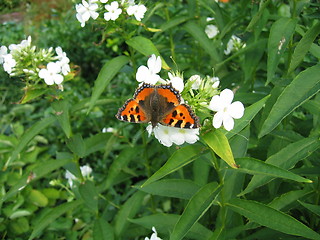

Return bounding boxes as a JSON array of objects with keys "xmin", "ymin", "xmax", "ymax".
[
  {"xmin": 148, "ymin": 55, "xmax": 161, "ymax": 74},
  {"xmin": 219, "ymin": 89, "xmax": 234, "ymax": 105},
  {"xmin": 170, "ymin": 129, "xmax": 185, "ymax": 145},
  {"xmin": 38, "ymin": 69, "xmax": 48, "ymax": 79},
  {"xmin": 228, "ymin": 101, "xmax": 244, "ymax": 119},
  {"xmin": 208, "ymin": 95, "xmax": 222, "ymax": 111},
  {"xmin": 44, "ymin": 76, "xmax": 54, "ymax": 85},
  {"xmin": 90, "ymin": 11, "xmax": 99, "ymax": 19},
  {"xmin": 222, "ymin": 114, "xmax": 234, "ymax": 131},
  {"xmin": 136, "ymin": 65, "xmax": 149, "ymax": 82},
  {"xmin": 153, "ymin": 125, "xmax": 173, "ymax": 147},
  {"xmin": 212, "ymin": 111, "xmax": 224, "ymax": 129},
  {"xmin": 54, "ymin": 74, "xmax": 64, "ymax": 84},
  {"xmin": 169, "ymin": 75, "xmax": 184, "ymax": 93}
]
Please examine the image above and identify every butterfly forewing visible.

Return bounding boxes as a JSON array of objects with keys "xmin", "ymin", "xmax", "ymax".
[
  {"xmin": 116, "ymin": 99, "xmax": 149, "ymax": 123},
  {"xmin": 161, "ymin": 104, "xmax": 200, "ymax": 129}
]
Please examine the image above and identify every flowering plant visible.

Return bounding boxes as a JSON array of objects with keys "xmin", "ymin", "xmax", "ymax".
[{"xmin": 0, "ymin": 36, "xmax": 73, "ymax": 103}]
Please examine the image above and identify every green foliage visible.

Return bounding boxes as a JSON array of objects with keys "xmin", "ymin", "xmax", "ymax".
[{"xmin": 1, "ymin": 0, "xmax": 320, "ymax": 239}]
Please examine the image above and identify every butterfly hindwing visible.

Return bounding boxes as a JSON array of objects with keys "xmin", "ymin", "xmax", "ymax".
[
  {"xmin": 161, "ymin": 104, "xmax": 200, "ymax": 129},
  {"xmin": 116, "ymin": 99, "xmax": 149, "ymax": 123}
]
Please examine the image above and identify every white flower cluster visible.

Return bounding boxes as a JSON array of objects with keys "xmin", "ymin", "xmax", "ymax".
[
  {"xmin": 205, "ymin": 18, "xmax": 246, "ymax": 55},
  {"xmin": 39, "ymin": 47, "xmax": 71, "ymax": 85},
  {"xmin": 0, "ymin": 36, "xmax": 32, "ymax": 75},
  {"xmin": 0, "ymin": 36, "xmax": 71, "ymax": 86},
  {"xmin": 75, "ymin": 0, "xmax": 147, "ymax": 27},
  {"xmin": 65, "ymin": 165, "xmax": 93, "ymax": 188}
]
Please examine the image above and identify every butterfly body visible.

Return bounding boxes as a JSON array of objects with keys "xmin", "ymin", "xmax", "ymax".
[{"xmin": 116, "ymin": 83, "xmax": 200, "ymax": 129}]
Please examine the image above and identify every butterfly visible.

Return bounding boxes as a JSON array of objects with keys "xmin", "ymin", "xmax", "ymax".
[{"xmin": 116, "ymin": 83, "xmax": 200, "ymax": 129}]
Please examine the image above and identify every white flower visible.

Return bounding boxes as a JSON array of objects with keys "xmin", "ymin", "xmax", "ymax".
[
  {"xmin": 55, "ymin": 47, "xmax": 70, "ymax": 75},
  {"xmin": 0, "ymin": 46, "xmax": 8, "ymax": 64},
  {"xmin": 76, "ymin": 0, "xmax": 99, "ymax": 27},
  {"xmin": 8, "ymin": 36, "xmax": 32, "ymax": 53},
  {"xmin": 127, "ymin": 4, "xmax": 147, "ymax": 21},
  {"xmin": 189, "ymin": 74, "xmax": 202, "ymax": 90},
  {"xmin": 102, "ymin": 127, "xmax": 115, "ymax": 133},
  {"xmin": 224, "ymin": 35, "xmax": 245, "ymax": 55},
  {"xmin": 167, "ymin": 72, "xmax": 184, "ymax": 92},
  {"xmin": 205, "ymin": 25, "xmax": 219, "ymax": 39},
  {"xmin": 39, "ymin": 62, "xmax": 64, "ymax": 85},
  {"xmin": 145, "ymin": 227, "xmax": 162, "ymax": 240},
  {"xmin": 148, "ymin": 124, "xmax": 199, "ymax": 147},
  {"xmin": 104, "ymin": 1, "xmax": 122, "ymax": 21},
  {"xmin": 100, "ymin": 0, "xmax": 108, "ymax": 3},
  {"xmin": 3, "ymin": 54, "xmax": 16, "ymax": 74},
  {"xmin": 65, "ymin": 165, "xmax": 93, "ymax": 187},
  {"xmin": 136, "ymin": 54, "xmax": 162, "ymax": 84},
  {"xmin": 209, "ymin": 76, "xmax": 220, "ymax": 89},
  {"xmin": 208, "ymin": 89, "xmax": 244, "ymax": 131}
]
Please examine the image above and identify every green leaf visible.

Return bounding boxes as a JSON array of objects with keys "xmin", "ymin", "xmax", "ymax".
[
  {"xmin": 160, "ymin": 16, "xmax": 191, "ymax": 32},
  {"xmin": 129, "ymin": 213, "xmax": 213, "ymax": 240},
  {"xmin": 5, "ymin": 116, "xmax": 56, "ymax": 170},
  {"xmin": 28, "ymin": 200, "xmax": 82, "ymax": 240},
  {"xmin": 88, "ymin": 55, "xmax": 129, "ymax": 113},
  {"xmin": 267, "ymin": 17, "xmax": 297, "ymax": 84},
  {"xmin": 19, "ymin": 87, "xmax": 48, "ymax": 104},
  {"xmin": 142, "ymin": 144, "xmax": 204, "ymax": 187},
  {"xmin": 203, "ymin": 129, "xmax": 237, "ymax": 168},
  {"xmin": 66, "ymin": 133, "xmax": 86, "ymax": 157},
  {"xmin": 93, "ymin": 218, "xmax": 114, "ymax": 240},
  {"xmin": 288, "ymin": 22, "xmax": 320, "ymax": 73},
  {"xmin": 225, "ymin": 95, "xmax": 270, "ymax": 139},
  {"xmin": 136, "ymin": 179, "xmax": 201, "ymax": 200},
  {"xmin": 170, "ymin": 182, "xmax": 221, "ymax": 240},
  {"xmin": 240, "ymin": 137, "xmax": 320, "ymax": 195},
  {"xmin": 245, "ymin": 0, "xmax": 271, "ymax": 32},
  {"xmin": 184, "ymin": 21, "xmax": 220, "ymax": 64},
  {"xmin": 114, "ymin": 191, "xmax": 145, "ymax": 237},
  {"xmin": 260, "ymin": 64, "xmax": 320, "ymax": 137},
  {"xmin": 298, "ymin": 201, "xmax": 320, "ymax": 218},
  {"xmin": 84, "ymin": 133, "xmax": 113, "ymax": 157},
  {"xmin": 126, "ymin": 36, "xmax": 170, "ymax": 69},
  {"xmin": 1, "ymin": 157, "xmax": 72, "ymax": 205},
  {"xmin": 79, "ymin": 181, "xmax": 98, "ymax": 213},
  {"xmin": 226, "ymin": 198, "xmax": 320, "ymax": 240},
  {"xmin": 269, "ymin": 190, "xmax": 312, "ymax": 210},
  {"xmin": 99, "ymin": 147, "xmax": 136, "ymax": 191},
  {"xmin": 52, "ymin": 100, "xmax": 72, "ymax": 138},
  {"xmin": 235, "ymin": 157, "xmax": 311, "ymax": 185}
]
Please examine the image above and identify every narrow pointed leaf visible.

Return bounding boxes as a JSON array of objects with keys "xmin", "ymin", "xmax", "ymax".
[
  {"xmin": 66, "ymin": 133, "xmax": 86, "ymax": 157},
  {"xmin": 88, "ymin": 55, "xmax": 129, "ymax": 113},
  {"xmin": 260, "ymin": 64, "xmax": 320, "ymax": 137},
  {"xmin": 28, "ymin": 200, "xmax": 82, "ymax": 240},
  {"xmin": 226, "ymin": 95, "xmax": 270, "ymax": 139},
  {"xmin": 52, "ymin": 99, "xmax": 72, "ymax": 138},
  {"xmin": 136, "ymin": 179, "xmax": 201, "ymax": 200},
  {"xmin": 235, "ymin": 157, "xmax": 311, "ymax": 184},
  {"xmin": 79, "ymin": 181, "xmax": 98, "ymax": 213},
  {"xmin": 298, "ymin": 201, "xmax": 320, "ymax": 217},
  {"xmin": 267, "ymin": 17, "xmax": 297, "ymax": 84},
  {"xmin": 129, "ymin": 213, "xmax": 213, "ymax": 240},
  {"xmin": 114, "ymin": 191, "xmax": 145, "ymax": 237},
  {"xmin": 184, "ymin": 21, "xmax": 220, "ymax": 64},
  {"xmin": 93, "ymin": 218, "xmax": 114, "ymax": 240},
  {"xmin": 19, "ymin": 87, "xmax": 48, "ymax": 104},
  {"xmin": 5, "ymin": 116, "xmax": 56, "ymax": 170},
  {"xmin": 126, "ymin": 36, "xmax": 169, "ymax": 69},
  {"xmin": 288, "ymin": 22, "xmax": 320, "ymax": 73},
  {"xmin": 240, "ymin": 137, "xmax": 320, "ymax": 195},
  {"xmin": 203, "ymin": 129, "xmax": 237, "ymax": 168},
  {"xmin": 170, "ymin": 182, "xmax": 221, "ymax": 240},
  {"xmin": 142, "ymin": 144, "xmax": 204, "ymax": 187},
  {"xmin": 227, "ymin": 198, "xmax": 320, "ymax": 240}
]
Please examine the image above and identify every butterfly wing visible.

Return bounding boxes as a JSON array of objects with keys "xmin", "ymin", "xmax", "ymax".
[
  {"xmin": 116, "ymin": 83, "xmax": 155, "ymax": 124},
  {"xmin": 116, "ymin": 98, "xmax": 149, "ymax": 123},
  {"xmin": 161, "ymin": 104, "xmax": 200, "ymax": 129}
]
